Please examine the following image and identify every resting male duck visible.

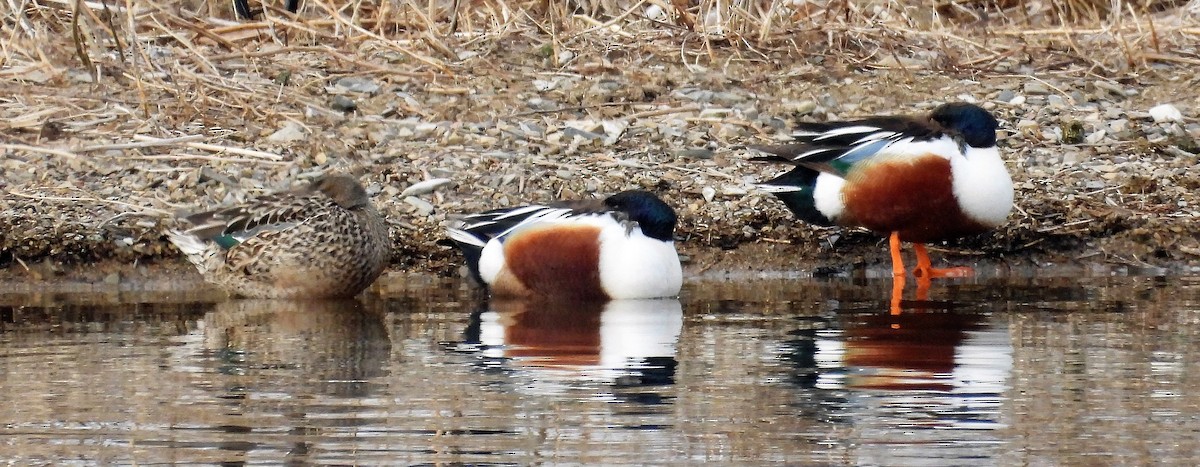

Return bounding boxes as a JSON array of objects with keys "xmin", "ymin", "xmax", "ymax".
[{"xmin": 446, "ymin": 190, "xmax": 682, "ymax": 300}]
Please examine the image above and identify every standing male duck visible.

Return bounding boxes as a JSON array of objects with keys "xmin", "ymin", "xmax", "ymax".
[{"xmin": 752, "ymin": 102, "xmax": 1013, "ymax": 279}]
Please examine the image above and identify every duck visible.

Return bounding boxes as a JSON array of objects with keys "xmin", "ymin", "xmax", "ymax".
[
  {"xmin": 751, "ymin": 102, "xmax": 1013, "ymax": 279},
  {"xmin": 445, "ymin": 190, "xmax": 682, "ymax": 300},
  {"xmin": 166, "ymin": 174, "xmax": 390, "ymax": 298}
]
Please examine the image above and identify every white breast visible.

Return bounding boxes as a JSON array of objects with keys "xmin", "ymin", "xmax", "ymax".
[
  {"xmin": 596, "ymin": 223, "xmax": 683, "ymax": 300},
  {"xmin": 950, "ymin": 146, "xmax": 1014, "ymax": 227}
]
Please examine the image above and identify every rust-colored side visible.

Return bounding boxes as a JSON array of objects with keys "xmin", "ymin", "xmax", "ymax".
[
  {"xmin": 840, "ymin": 155, "xmax": 989, "ymax": 243},
  {"xmin": 842, "ymin": 309, "xmax": 986, "ymax": 391},
  {"xmin": 495, "ymin": 300, "xmax": 605, "ymax": 367},
  {"xmin": 501, "ymin": 224, "xmax": 607, "ymax": 300}
]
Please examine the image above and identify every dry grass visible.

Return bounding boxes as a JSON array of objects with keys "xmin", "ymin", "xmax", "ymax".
[
  {"xmin": 2, "ymin": 0, "xmax": 1196, "ymax": 151},
  {"xmin": 4, "ymin": 1, "xmax": 1200, "ymax": 75},
  {"xmin": 2, "ymin": 0, "xmax": 1196, "ymax": 126}
]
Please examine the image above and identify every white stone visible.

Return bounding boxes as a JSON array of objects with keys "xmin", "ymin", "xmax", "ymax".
[
  {"xmin": 401, "ymin": 178, "xmax": 452, "ymax": 197},
  {"xmin": 266, "ymin": 122, "xmax": 306, "ymax": 143},
  {"xmin": 1149, "ymin": 104, "xmax": 1183, "ymax": 123}
]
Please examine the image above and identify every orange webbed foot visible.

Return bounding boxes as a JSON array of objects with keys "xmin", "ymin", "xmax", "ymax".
[{"xmin": 912, "ymin": 243, "xmax": 974, "ymax": 279}]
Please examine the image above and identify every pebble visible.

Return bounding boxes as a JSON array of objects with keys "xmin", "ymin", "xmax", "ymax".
[
  {"xmin": 677, "ymin": 148, "xmax": 716, "ymax": 159},
  {"xmin": 334, "ymin": 77, "xmax": 380, "ymax": 94},
  {"xmin": 1023, "ymin": 82, "xmax": 1051, "ymax": 95},
  {"xmin": 66, "ymin": 69, "xmax": 94, "ymax": 84},
  {"xmin": 404, "ymin": 196, "xmax": 435, "ymax": 216},
  {"xmin": 401, "ymin": 178, "xmax": 453, "ymax": 197},
  {"xmin": 562, "ymin": 127, "xmax": 605, "ymax": 140},
  {"xmin": 1094, "ymin": 80, "xmax": 1125, "ymax": 97},
  {"xmin": 1149, "ymin": 104, "xmax": 1183, "ymax": 123},
  {"xmin": 330, "ymin": 95, "xmax": 357, "ymax": 112}
]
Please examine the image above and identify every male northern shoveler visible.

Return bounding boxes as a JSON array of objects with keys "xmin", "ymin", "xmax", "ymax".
[
  {"xmin": 752, "ymin": 102, "xmax": 1013, "ymax": 279},
  {"xmin": 167, "ymin": 174, "xmax": 390, "ymax": 298},
  {"xmin": 445, "ymin": 190, "xmax": 682, "ymax": 300}
]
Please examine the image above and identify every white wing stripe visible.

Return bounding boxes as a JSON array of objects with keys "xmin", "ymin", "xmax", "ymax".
[
  {"xmin": 491, "ymin": 205, "xmax": 552, "ymax": 220},
  {"xmin": 756, "ymin": 184, "xmax": 805, "ymax": 193},
  {"xmin": 813, "ymin": 125, "xmax": 882, "ymax": 140},
  {"xmin": 795, "ymin": 148, "xmax": 835, "ymax": 160},
  {"xmin": 447, "ymin": 228, "xmax": 486, "ymax": 247},
  {"xmin": 851, "ymin": 131, "xmax": 899, "ymax": 145}
]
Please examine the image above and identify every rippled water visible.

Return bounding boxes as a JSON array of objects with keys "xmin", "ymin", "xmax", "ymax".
[{"xmin": 2, "ymin": 269, "xmax": 1199, "ymax": 465}]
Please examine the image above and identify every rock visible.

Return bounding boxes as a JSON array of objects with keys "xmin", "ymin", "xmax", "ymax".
[
  {"xmin": 267, "ymin": 122, "xmax": 307, "ymax": 143},
  {"xmin": 66, "ymin": 69, "xmax": 94, "ymax": 84},
  {"xmin": 1149, "ymin": 104, "xmax": 1183, "ymax": 123},
  {"xmin": 996, "ymin": 90, "xmax": 1015, "ymax": 103},
  {"xmin": 401, "ymin": 178, "xmax": 453, "ymax": 197},
  {"xmin": 404, "ymin": 196, "xmax": 435, "ymax": 216},
  {"xmin": 702, "ymin": 186, "xmax": 716, "ymax": 202},
  {"xmin": 527, "ymin": 97, "xmax": 558, "ymax": 111},
  {"xmin": 787, "ymin": 100, "xmax": 817, "ymax": 116},
  {"xmin": 330, "ymin": 95, "xmax": 357, "ymax": 112},
  {"xmin": 333, "ymin": 77, "xmax": 380, "ymax": 94},
  {"xmin": 1023, "ymin": 82, "xmax": 1051, "ymax": 95},
  {"xmin": 1094, "ymin": 80, "xmax": 1125, "ymax": 97},
  {"xmin": 677, "ymin": 148, "xmax": 715, "ymax": 160}
]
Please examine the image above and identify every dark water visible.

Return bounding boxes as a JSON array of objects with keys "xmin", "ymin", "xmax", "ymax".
[{"xmin": 2, "ymin": 269, "xmax": 1199, "ymax": 465}]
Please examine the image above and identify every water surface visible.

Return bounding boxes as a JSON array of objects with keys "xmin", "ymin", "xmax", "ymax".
[{"xmin": 2, "ymin": 270, "xmax": 1199, "ymax": 465}]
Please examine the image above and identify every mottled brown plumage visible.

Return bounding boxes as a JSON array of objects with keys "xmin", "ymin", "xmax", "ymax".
[{"xmin": 167, "ymin": 174, "xmax": 390, "ymax": 298}]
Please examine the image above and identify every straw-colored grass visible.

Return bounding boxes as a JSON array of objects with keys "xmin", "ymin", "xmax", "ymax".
[
  {"xmin": 3, "ymin": 0, "xmax": 1196, "ymax": 147},
  {"xmin": 5, "ymin": 1, "xmax": 1199, "ymax": 75}
]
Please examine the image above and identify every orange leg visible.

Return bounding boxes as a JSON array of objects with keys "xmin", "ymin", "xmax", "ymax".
[
  {"xmin": 912, "ymin": 243, "xmax": 973, "ymax": 278},
  {"xmin": 890, "ymin": 273, "xmax": 931, "ymax": 316},
  {"xmin": 888, "ymin": 232, "xmax": 906, "ymax": 277},
  {"xmin": 889, "ymin": 272, "xmax": 905, "ymax": 315}
]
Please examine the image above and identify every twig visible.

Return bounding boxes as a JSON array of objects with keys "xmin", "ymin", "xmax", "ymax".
[
  {"xmin": 76, "ymin": 135, "xmax": 207, "ymax": 152},
  {"xmin": 7, "ymin": 190, "xmax": 173, "ymax": 216},
  {"xmin": 566, "ymin": 0, "xmax": 650, "ymax": 41},
  {"xmin": 114, "ymin": 153, "xmax": 291, "ymax": 165},
  {"xmin": 1, "ymin": 143, "xmax": 80, "ymax": 158},
  {"xmin": 129, "ymin": 135, "xmax": 285, "ymax": 161},
  {"xmin": 625, "ymin": 105, "xmax": 703, "ymax": 120}
]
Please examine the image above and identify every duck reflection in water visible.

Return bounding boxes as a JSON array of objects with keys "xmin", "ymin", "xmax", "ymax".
[
  {"xmin": 462, "ymin": 298, "xmax": 683, "ymax": 393},
  {"xmin": 822, "ymin": 307, "xmax": 1003, "ymax": 392},
  {"xmin": 786, "ymin": 292, "xmax": 1010, "ymax": 395},
  {"xmin": 201, "ymin": 299, "xmax": 391, "ymax": 398}
]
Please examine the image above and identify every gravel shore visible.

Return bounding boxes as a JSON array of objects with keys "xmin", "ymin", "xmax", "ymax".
[{"xmin": 3, "ymin": 39, "xmax": 1199, "ymax": 279}]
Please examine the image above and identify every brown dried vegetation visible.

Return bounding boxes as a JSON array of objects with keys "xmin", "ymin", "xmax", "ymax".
[{"xmin": 2, "ymin": 0, "xmax": 1199, "ymax": 277}]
